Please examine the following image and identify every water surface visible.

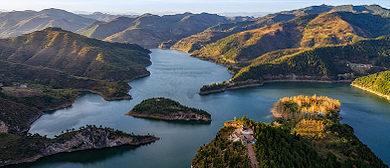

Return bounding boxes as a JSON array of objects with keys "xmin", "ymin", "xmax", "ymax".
[{"xmin": 20, "ymin": 49, "xmax": 390, "ymax": 167}]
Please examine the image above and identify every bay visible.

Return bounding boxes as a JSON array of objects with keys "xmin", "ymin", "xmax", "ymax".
[{"xmin": 13, "ymin": 49, "xmax": 389, "ymax": 167}]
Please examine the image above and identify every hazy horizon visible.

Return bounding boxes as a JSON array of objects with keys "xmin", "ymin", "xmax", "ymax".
[{"xmin": 0, "ymin": 0, "xmax": 389, "ymax": 16}]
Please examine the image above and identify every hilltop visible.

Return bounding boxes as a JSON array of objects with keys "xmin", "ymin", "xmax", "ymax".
[
  {"xmin": 172, "ymin": 4, "xmax": 390, "ymax": 53},
  {"xmin": 77, "ymin": 13, "xmax": 250, "ymax": 48}
]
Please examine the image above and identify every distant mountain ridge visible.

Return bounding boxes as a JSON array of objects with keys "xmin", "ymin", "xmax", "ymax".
[
  {"xmin": 77, "ymin": 12, "xmax": 252, "ymax": 48},
  {"xmin": 0, "ymin": 8, "xmax": 96, "ymax": 38},
  {"xmin": 78, "ymin": 12, "xmax": 138, "ymax": 22}
]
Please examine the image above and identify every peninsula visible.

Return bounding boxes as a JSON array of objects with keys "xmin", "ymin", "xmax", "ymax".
[
  {"xmin": 126, "ymin": 98, "xmax": 211, "ymax": 122},
  {"xmin": 351, "ymin": 71, "xmax": 390, "ymax": 100},
  {"xmin": 192, "ymin": 95, "xmax": 388, "ymax": 167},
  {"xmin": 0, "ymin": 125, "xmax": 160, "ymax": 167}
]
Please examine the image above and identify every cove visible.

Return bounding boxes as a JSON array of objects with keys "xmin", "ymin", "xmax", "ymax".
[{"xmin": 12, "ymin": 49, "xmax": 390, "ymax": 167}]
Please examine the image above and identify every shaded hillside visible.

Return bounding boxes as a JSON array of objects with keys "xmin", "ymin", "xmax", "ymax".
[
  {"xmin": 78, "ymin": 13, "xmax": 248, "ymax": 48},
  {"xmin": 351, "ymin": 71, "xmax": 390, "ymax": 99},
  {"xmin": 172, "ymin": 4, "xmax": 390, "ymax": 53},
  {"xmin": 0, "ymin": 8, "xmax": 96, "ymax": 38},
  {"xmin": 191, "ymin": 12, "xmax": 390, "ymax": 65},
  {"xmin": 76, "ymin": 17, "xmax": 136, "ymax": 40},
  {"xmin": 0, "ymin": 97, "xmax": 43, "ymax": 133},
  {"xmin": 232, "ymin": 36, "xmax": 390, "ymax": 82},
  {"xmin": 0, "ymin": 27, "xmax": 151, "ymax": 81}
]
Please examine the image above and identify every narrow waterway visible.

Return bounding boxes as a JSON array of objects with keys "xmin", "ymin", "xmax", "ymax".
[{"xmin": 15, "ymin": 49, "xmax": 390, "ymax": 167}]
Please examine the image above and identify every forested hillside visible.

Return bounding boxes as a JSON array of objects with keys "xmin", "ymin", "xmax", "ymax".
[
  {"xmin": 193, "ymin": 96, "xmax": 388, "ymax": 167},
  {"xmin": 232, "ymin": 36, "xmax": 390, "ymax": 81},
  {"xmin": 352, "ymin": 71, "xmax": 390, "ymax": 99}
]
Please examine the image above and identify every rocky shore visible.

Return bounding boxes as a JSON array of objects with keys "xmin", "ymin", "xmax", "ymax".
[{"xmin": 0, "ymin": 127, "xmax": 160, "ymax": 167}]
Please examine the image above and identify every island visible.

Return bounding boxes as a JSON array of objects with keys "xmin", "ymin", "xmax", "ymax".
[
  {"xmin": 192, "ymin": 95, "xmax": 388, "ymax": 168},
  {"xmin": 0, "ymin": 125, "xmax": 160, "ymax": 166},
  {"xmin": 351, "ymin": 70, "xmax": 390, "ymax": 100},
  {"xmin": 126, "ymin": 98, "xmax": 212, "ymax": 122}
]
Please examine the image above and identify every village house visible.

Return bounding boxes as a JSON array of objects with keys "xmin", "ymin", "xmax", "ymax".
[{"xmin": 229, "ymin": 124, "xmax": 256, "ymax": 145}]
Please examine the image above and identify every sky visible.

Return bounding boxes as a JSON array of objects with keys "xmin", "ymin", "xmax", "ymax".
[{"xmin": 0, "ymin": 0, "xmax": 389, "ymax": 15}]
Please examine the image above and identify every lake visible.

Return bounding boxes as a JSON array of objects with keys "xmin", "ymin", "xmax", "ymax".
[{"xmin": 14, "ymin": 49, "xmax": 390, "ymax": 167}]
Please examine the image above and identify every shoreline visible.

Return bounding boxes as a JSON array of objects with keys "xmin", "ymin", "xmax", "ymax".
[
  {"xmin": 350, "ymin": 83, "xmax": 390, "ymax": 101},
  {"xmin": 199, "ymin": 79, "xmax": 352, "ymax": 95}
]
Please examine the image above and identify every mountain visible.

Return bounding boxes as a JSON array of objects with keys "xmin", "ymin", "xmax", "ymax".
[
  {"xmin": 172, "ymin": 4, "xmax": 390, "ymax": 53},
  {"xmin": 78, "ymin": 12, "xmax": 137, "ymax": 22},
  {"xmin": 76, "ymin": 17, "xmax": 136, "ymax": 40},
  {"xmin": 199, "ymin": 36, "xmax": 390, "ymax": 94},
  {"xmin": 0, "ymin": 27, "xmax": 151, "ymax": 80},
  {"xmin": 77, "ymin": 13, "xmax": 250, "ymax": 48},
  {"xmin": 191, "ymin": 11, "xmax": 390, "ymax": 65},
  {"xmin": 0, "ymin": 8, "xmax": 96, "ymax": 38}
]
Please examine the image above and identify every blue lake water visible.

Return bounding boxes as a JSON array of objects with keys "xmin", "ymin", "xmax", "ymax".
[{"xmin": 14, "ymin": 49, "xmax": 390, "ymax": 167}]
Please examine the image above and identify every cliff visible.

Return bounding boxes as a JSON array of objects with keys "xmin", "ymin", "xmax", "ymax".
[
  {"xmin": 126, "ymin": 97, "xmax": 211, "ymax": 122},
  {"xmin": 0, "ymin": 127, "xmax": 160, "ymax": 166}
]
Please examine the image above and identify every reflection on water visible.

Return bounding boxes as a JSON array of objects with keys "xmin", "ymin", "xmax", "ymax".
[{"xmin": 25, "ymin": 49, "xmax": 390, "ymax": 167}]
